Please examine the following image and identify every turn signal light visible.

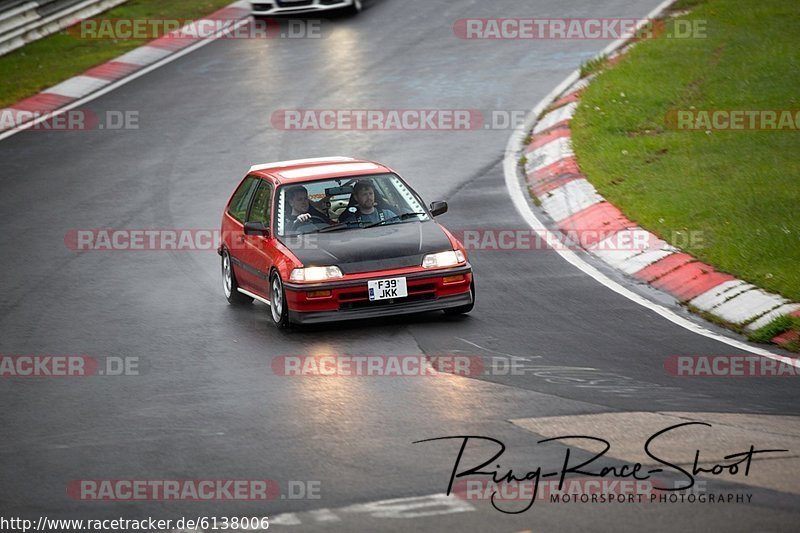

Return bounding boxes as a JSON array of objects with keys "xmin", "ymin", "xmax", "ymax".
[{"xmin": 307, "ymin": 290, "xmax": 332, "ymax": 298}]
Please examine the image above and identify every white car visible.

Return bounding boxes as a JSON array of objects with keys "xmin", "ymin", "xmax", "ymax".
[{"xmin": 251, "ymin": 0, "xmax": 361, "ymax": 16}]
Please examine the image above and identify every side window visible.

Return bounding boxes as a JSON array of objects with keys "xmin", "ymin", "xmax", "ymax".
[
  {"xmin": 227, "ymin": 176, "xmax": 259, "ymax": 223},
  {"xmin": 247, "ymin": 180, "xmax": 273, "ymax": 226}
]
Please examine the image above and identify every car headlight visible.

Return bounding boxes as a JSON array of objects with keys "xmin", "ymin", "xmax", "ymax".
[
  {"xmin": 422, "ymin": 250, "xmax": 466, "ymax": 268},
  {"xmin": 289, "ymin": 266, "xmax": 343, "ymax": 282}
]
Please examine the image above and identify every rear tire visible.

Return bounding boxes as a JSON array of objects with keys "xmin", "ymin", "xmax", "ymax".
[
  {"xmin": 222, "ymin": 250, "xmax": 253, "ymax": 305},
  {"xmin": 443, "ymin": 281, "xmax": 475, "ymax": 316},
  {"xmin": 269, "ymin": 272, "xmax": 291, "ymax": 329}
]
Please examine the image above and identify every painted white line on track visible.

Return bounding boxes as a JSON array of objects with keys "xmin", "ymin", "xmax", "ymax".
[
  {"xmin": 502, "ymin": 0, "xmax": 796, "ymax": 364},
  {"xmin": 234, "ymin": 493, "xmax": 474, "ymax": 529},
  {"xmin": 338, "ymin": 493, "xmax": 474, "ymax": 518},
  {"xmin": 308, "ymin": 508, "xmax": 342, "ymax": 522},
  {"xmin": 456, "ymin": 337, "xmax": 538, "ymax": 361}
]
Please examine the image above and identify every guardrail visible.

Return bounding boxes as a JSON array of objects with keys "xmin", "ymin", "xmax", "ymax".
[{"xmin": 0, "ymin": 0, "xmax": 128, "ymax": 56}]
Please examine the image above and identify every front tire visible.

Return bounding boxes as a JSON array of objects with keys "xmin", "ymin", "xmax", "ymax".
[
  {"xmin": 342, "ymin": 0, "xmax": 362, "ymax": 15},
  {"xmin": 222, "ymin": 250, "xmax": 253, "ymax": 305},
  {"xmin": 443, "ymin": 281, "xmax": 475, "ymax": 316},
  {"xmin": 269, "ymin": 272, "xmax": 291, "ymax": 329}
]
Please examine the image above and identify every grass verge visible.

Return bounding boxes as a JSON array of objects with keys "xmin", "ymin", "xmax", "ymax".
[
  {"xmin": 570, "ymin": 0, "xmax": 800, "ymax": 302},
  {"xmin": 0, "ymin": 0, "xmax": 236, "ymax": 108}
]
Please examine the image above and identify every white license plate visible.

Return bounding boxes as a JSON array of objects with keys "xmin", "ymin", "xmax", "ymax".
[{"xmin": 368, "ymin": 277, "xmax": 408, "ymax": 301}]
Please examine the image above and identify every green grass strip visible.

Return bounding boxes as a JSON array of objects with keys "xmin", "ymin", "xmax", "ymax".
[
  {"xmin": 571, "ymin": 0, "xmax": 800, "ymax": 302},
  {"xmin": 0, "ymin": 0, "xmax": 236, "ymax": 108}
]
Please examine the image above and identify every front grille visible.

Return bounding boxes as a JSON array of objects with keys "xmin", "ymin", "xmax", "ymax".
[
  {"xmin": 339, "ymin": 293, "xmax": 436, "ymax": 310},
  {"xmin": 276, "ymin": 0, "xmax": 314, "ymax": 6},
  {"xmin": 340, "ymin": 255, "xmax": 425, "ymax": 275}
]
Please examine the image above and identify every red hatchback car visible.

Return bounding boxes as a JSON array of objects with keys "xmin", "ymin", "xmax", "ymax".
[{"xmin": 218, "ymin": 157, "xmax": 475, "ymax": 328}]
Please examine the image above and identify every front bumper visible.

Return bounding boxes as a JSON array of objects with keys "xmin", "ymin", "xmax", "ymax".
[
  {"xmin": 251, "ymin": 0, "xmax": 353, "ymax": 15},
  {"xmin": 285, "ymin": 265, "xmax": 473, "ymax": 324},
  {"xmin": 288, "ymin": 291, "xmax": 473, "ymax": 324}
]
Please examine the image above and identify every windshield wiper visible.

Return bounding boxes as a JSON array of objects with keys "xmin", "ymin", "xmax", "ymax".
[
  {"xmin": 316, "ymin": 223, "xmax": 353, "ymax": 234},
  {"xmin": 364, "ymin": 212, "xmax": 427, "ymax": 229}
]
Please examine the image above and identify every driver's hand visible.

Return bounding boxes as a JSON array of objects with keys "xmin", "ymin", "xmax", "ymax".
[{"xmin": 296, "ymin": 213, "xmax": 311, "ymax": 223}]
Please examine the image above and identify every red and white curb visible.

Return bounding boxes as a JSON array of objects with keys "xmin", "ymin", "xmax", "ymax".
[
  {"xmin": 521, "ymin": 71, "xmax": 799, "ymax": 347},
  {"xmin": 0, "ymin": 1, "xmax": 251, "ymax": 136}
]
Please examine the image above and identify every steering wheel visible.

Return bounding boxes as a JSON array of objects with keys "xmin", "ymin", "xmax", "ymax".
[{"xmin": 290, "ymin": 215, "xmax": 328, "ymax": 231}]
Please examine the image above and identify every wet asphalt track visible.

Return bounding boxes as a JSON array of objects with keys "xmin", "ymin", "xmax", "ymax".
[{"xmin": 1, "ymin": 0, "xmax": 798, "ymax": 531}]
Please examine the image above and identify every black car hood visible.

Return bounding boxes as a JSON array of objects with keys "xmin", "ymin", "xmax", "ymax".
[{"xmin": 281, "ymin": 221, "xmax": 453, "ymax": 274}]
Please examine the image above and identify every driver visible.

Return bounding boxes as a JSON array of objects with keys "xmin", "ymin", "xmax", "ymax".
[
  {"xmin": 286, "ymin": 186, "xmax": 331, "ymax": 228},
  {"xmin": 340, "ymin": 180, "xmax": 397, "ymax": 225}
]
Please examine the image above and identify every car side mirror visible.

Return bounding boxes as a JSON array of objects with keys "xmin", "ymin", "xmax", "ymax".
[
  {"xmin": 244, "ymin": 221, "xmax": 270, "ymax": 237},
  {"xmin": 429, "ymin": 201, "xmax": 448, "ymax": 217}
]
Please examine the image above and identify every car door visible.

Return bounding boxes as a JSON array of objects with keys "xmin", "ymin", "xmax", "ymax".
[
  {"xmin": 237, "ymin": 179, "xmax": 277, "ymax": 296},
  {"xmin": 224, "ymin": 175, "xmax": 260, "ymax": 289}
]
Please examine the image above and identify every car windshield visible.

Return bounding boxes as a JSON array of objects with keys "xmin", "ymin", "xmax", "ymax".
[{"xmin": 275, "ymin": 173, "xmax": 430, "ymax": 237}]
